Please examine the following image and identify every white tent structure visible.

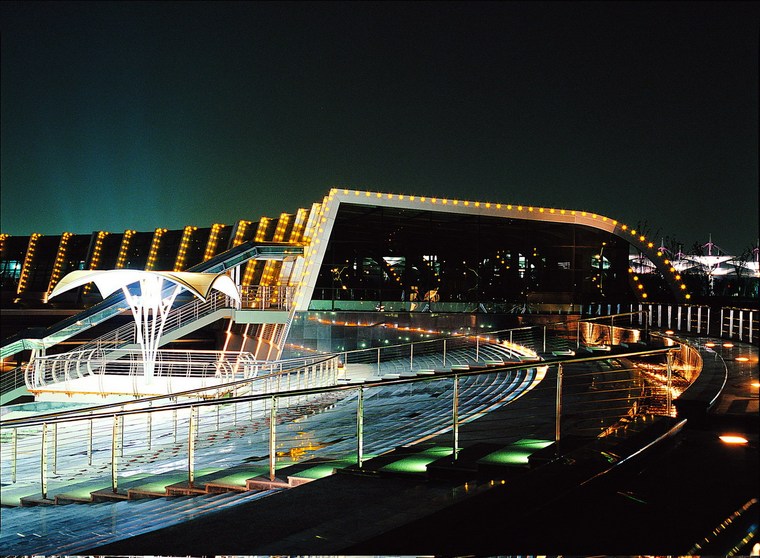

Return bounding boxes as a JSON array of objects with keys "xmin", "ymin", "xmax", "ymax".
[{"xmin": 49, "ymin": 270, "xmax": 240, "ymax": 382}]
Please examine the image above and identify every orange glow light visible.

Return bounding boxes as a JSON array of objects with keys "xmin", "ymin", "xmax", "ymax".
[{"xmin": 719, "ymin": 435, "xmax": 748, "ymax": 445}]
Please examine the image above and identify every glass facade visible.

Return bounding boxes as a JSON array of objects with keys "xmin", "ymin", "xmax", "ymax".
[{"xmin": 311, "ymin": 203, "xmax": 634, "ymax": 308}]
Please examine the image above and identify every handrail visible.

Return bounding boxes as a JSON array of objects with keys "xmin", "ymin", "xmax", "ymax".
[
  {"xmin": 3, "ymin": 354, "xmax": 339, "ymax": 426},
  {"xmin": 1, "ymin": 347, "xmax": 673, "ymax": 429}
]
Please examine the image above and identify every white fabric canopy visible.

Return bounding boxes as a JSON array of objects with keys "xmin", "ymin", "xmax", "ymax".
[{"xmin": 49, "ymin": 269, "xmax": 240, "ymax": 303}]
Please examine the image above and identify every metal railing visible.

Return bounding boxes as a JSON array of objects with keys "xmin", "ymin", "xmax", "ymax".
[
  {"xmin": 585, "ymin": 302, "xmax": 757, "ymax": 344},
  {"xmin": 1, "ymin": 330, "xmax": 699, "ymax": 503}
]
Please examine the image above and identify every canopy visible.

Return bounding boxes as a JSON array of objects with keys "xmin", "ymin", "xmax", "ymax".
[{"xmin": 49, "ymin": 269, "xmax": 240, "ymax": 303}]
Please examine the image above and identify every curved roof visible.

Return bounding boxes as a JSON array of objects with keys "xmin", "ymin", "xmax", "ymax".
[{"xmin": 49, "ymin": 270, "xmax": 240, "ymax": 302}]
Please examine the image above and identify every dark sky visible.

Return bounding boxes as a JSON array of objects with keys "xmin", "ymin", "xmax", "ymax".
[{"xmin": 1, "ymin": 2, "xmax": 758, "ymax": 254}]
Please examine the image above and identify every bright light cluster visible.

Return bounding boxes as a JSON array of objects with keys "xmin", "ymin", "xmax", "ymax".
[
  {"xmin": 16, "ymin": 233, "xmax": 42, "ymax": 294},
  {"xmin": 115, "ymin": 230, "xmax": 136, "ymax": 269},
  {"xmin": 82, "ymin": 231, "xmax": 110, "ymax": 295},
  {"xmin": 203, "ymin": 223, "xmax": 225, "ymax": 261},
  {"xmin": 242, "ymin": 217, "xmax": 272, "ymax": 286},
  {"xmin": 260, "ymin": 213, "xmax": 291, "ymax": 294},
  {"xmin": 47, "ymin": 232, "xmax": 73, "ymax": 293},
  {"xmin": 174, "ymin": 226, "xmax": 198, "ymax": 271},
  {"xmin": 145, "ymin": 228, "xmax": 168, "ymax": 271}
]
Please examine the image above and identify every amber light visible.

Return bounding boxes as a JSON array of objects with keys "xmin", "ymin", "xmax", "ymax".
[{"xmin": 719, "ymin": 435, "xmax": 749, "ymax": 445}]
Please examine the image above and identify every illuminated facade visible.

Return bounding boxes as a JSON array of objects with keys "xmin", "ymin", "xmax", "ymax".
[{"xmin": 1, "ymin": 189, "xmax": 698, "ymax": 311}]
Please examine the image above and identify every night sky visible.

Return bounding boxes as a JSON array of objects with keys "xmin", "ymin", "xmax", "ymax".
[{"xmin": 1, "ymin": 2, "xmax": 758, "ymax": 254}]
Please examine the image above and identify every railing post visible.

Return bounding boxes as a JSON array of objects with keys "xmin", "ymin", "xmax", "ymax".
[
  {"xmin": 453, "ymin": 374, "xmax": 459, "ymax": 459},
  {"xmin": 443, "ymin": 339, "xmax": 447, "ymax": 366},
  {"xmin": 188, "ymin": 405, "xmax": 197, "ymax": 487},
  {"xmin": 120, "ymin": 407, "xmax": 125, "ymax": 457},
  {"xmin": 147, "ymin": 410, "xmax": 153, "ymax": 450},
  {"xmin": 173, "ymin": 408, "xmax": 178, "ymax": 443},
  {"xmin": 11, "ymin": 428, "xmax": 18, "ymax": 483},
  {"xmin": 543, "ymin": 326, "xmax": 547, "ymax": 353},
  {"xmin": 749, "ymin": 311, "xmax": 754, "ymax": 345},
  {"xmin": 475, "ymin": 335, "xmax": 480, "ymax": 362},
  {"xmin": 377, "ymin": 348, "xmax": 381, "ymax": 376},
  {"xmin": 41, "ymin": 422, "xmax": 48, "ymax": 499},
  {"xmin": 666, "ymin": 350, "xmax": 674, "ymax": 416},
  {"xmin": 738, "ymin": 310, "xmax": 744, "ymax": 341},
  {"xmin": 729, "ymin": 309, "xmax": 735, "ymax": 338},
  {"xmin": 609, "ymin": 316, "xmax": 614, "ymax": 345},
  {"xmin": 269, "ymin": 395, "xmax": 278, "ymax": 481},
  {"xmin": 52, "ymin": 422, "xmax": 58, "ymax": 474},
  {"xmin": 111, "ymin": 415, "xmax": 120, "ymax": 493},
  {"xmin": 357, "ymin": 386, "xmax": 364, "ymax": 469},
  {"xmin": 707, "ymin": 307, "xmax": 711, "ymax": 336},
  {"xmin": 555, "ymin": 364, "xmax": 563, "ymax": 454},
  {"xmin": 410, "ymin": 343, "xmax": 415, "ymax": 371},
  {"xmin": 88, "ymin": 418, "xmax": 93, "ymax": 465},
  {"xmin": 720, "ymin": 307, "xmax": 724, "ymax": 336},
  {"xmin": 576, "ymin": 319, "xmax": 580, "ymax": 349}
]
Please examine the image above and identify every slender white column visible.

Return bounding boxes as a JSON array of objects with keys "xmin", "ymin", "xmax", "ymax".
[{"xmin": 122, "ymin": 275, "xmax": 181, "ymax": 382}]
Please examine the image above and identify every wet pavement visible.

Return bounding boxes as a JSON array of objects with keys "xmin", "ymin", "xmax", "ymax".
[{"xmin": 90, "ymin": 336, "xmax": 758, "ymax": 555}]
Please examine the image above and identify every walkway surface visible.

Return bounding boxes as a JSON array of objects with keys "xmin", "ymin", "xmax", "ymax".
[{"xmin": 88, "ymin": 336, "xmax": 758, "ymax": 555}]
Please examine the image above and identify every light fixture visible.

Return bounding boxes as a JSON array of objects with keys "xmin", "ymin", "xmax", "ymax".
[{"xmin": 719, "ymin": 435, "xmax": 748, "ymax": 445}]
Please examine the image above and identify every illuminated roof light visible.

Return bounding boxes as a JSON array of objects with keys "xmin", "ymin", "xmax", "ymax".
[
  {"xmin": 528, "ymin": 207, "xmax": 534, "ymax": 212},
  {"xmin": 622, "ymin": 225, "xmax": 628, "ymax": 230},
  {"xmin": 517, "ymin": 206, "xmax": 523, "ymax": 211},
  {"xmin": 648, "ymin": 242, "xmax": 654, "ymax": 248},
  {"xmin": 685, "ymin": 294, "xmax": 691, "ymax": 299},
  {"xmin": 641, "ymin": 293, "xmax": 648, "ymax": 298},
  {"xmin": 638, "ymin": 284, "xmax": 644, "ymax": 289},
  {"xmin": 735, "ymin": 356, "xmax": 749, "ymax": 362},
  {"xmin": 723, "ymin": 342, "xmax": 734, "ymax": 348}
]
